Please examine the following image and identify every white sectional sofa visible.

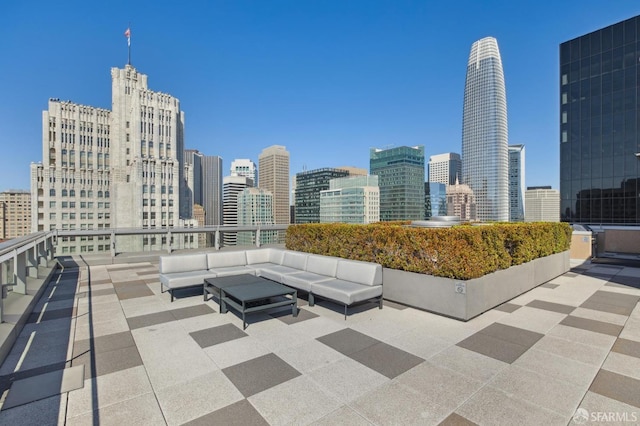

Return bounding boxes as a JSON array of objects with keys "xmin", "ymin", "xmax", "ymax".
[{"xmin": 159, "ymin": 248, "xmax": 383, "ymax": 317}]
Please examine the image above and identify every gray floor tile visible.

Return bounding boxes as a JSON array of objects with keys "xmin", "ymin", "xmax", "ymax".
[
  {"xmin": 171, "ymin": 304, "xmax": 216, "ymax": 320},
  {"xmin": 73, "ymin": 345, "xmax": 143, "ymax": 379},
  {"xmin": 89, "ymin": 278, "xmax": 113, "ymax": 286},
  {"xmin": 73, "ymin": 331, "xmax": 135, "ymax": 359},
  {"xmin": 494, "ymin": 303, "xmax": 521, "ymax": 313},
  {"xmin": 580, "ymin": 300, "xmax": 634, "ymax": 316},
  {"xmin": 222, "ymin": 353, "xmax": 301, "ymax": 397},
  {"xmin": 349, "ymin": 342, "xmax": 424, "ymax": 379},
  {"xmin": 526, "ymin": 299, "xmax": 575, "ymax": 314},
  {"xmin": 127, "ymin": 310, "xmax": 176, "ymax": 329},
  {"xmin": 456, "ymin": 332, "xmax": 529, "ymax": 364},
  {"xmin": 116, "ymin": 286, "xmax": 154, "ymax": 300},
  {"xmin": 539, "ymin": 283, "xmax": 559, "ymax": 289},
  {"xmin": 271, "ymin": 307, "xmax": 318, "ymax": 324},
  {"xmin": 590, "ymin": 369, "xmax": 640, "ymax": 408},
  {"xmin": 189, "ymin": 323, "xmax": 247, "ymax": 348},
  {"xmin": 3, "ymin": 365, "xmax": 84, "ymax": 410},
  {"xmin": 560, "ymin": 315, "xmax": 623, "ymax": 337},
  {"xmin": 77, "ymin": 288, "xmax": 116, "ymax": 299},
  {"xmin": 438, "ymin": 413, "xmax": 478, "ymax": 426},
  {"xmin": 478, "ymin": 323, "xmax": 544, "ymax": 348},
  {"xmin": 183, "ymin": 399, "xmax": 269, "ymax": 426},
  {"xmin": 317, "ymin": 328, "xmax": 380, "ymax": 356},
  {"xmin": 611, "ymin": 337, "xmax": 640, "ymax": 358}
]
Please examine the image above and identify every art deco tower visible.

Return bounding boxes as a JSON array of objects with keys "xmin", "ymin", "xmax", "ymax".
[{"xmin": 462, "ymin": 37, "xmax": 509, "ymax": 222}]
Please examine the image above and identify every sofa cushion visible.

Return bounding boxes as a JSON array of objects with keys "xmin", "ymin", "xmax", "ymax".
[
  {"xmin": 246, "ymin": 248, "xmax": 284, "ymax": 265},
  {"xmin": 160, "ymin": 254, "xmax": 208, "ymax": 274},
  {"xmin": 311, "ymin": 279, "xmax": 382, "ymax": 305},
  {"xmin": 336, "ymin": 259, "xmax": 382, "ymax": 286},
  {"xmin": 258, "ymin": 264, "xmax": 302, "ymax": 283},
  {"xmin": 281, "ymin": 251, "xmax": 308, "ymax": 270},
  {"xmin": 160, "ymin": 270, "xmax": 216, "ymax": 289},
  {"xmin": 306, "ymin": 255, "xmax": 339, "ymax": 277},
  {"xmin": 209, "ymin": 265, "xmax": 257, "ymax": 277},
  {"xmin": 207, "ymin": 251, "xmax": 247, "ymax": 269},
  {"xmin": 281, "ymin": 271, "xmax": 333, "ymax": 292}
]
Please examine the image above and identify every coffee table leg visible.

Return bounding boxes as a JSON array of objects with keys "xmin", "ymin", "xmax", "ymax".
[
  {"xmin": 292, "ymin": 291, "xmax": 298, "ymax": 317},
  {"xmin": 220, "ymin": 289, "xmax": 227, "ymax": 314},
  {"xmin": 242, "ymin": 301, "xmax": 247, "ymax": 330}
]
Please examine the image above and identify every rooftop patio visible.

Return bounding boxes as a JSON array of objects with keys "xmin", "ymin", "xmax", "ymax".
[{"xmin": 0, "ymin": 251, "xmax": 638, "ymax": 425}]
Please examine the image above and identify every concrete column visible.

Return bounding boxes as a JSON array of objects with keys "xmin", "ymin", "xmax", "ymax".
[
  {"xmin": 255, "ymin": 229, "xmax": 261, "ymax": 248},
  {"xmin": 38, "ymin": 241, "xmax": 48, "ymax": 266},
  {"xmin": 215, "ymin": 229, "xmax": 220, "ymax": 250},
  {"xmin": 14, "ymin": 251, "xmax": 27, "ymax": 295},
  {"xmin": 167, "ymin": 231, "xmax": 172, "ymax": 254},
  {"xmin": 110, "ymin": 232, "xmax": 116, "ymax": 257},
  {"xmin": 27, "ymin": 246, "xmax": 38, "ymax": 278}
]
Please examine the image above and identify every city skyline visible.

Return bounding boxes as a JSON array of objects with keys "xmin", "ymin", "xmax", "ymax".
[{"xmin": 2, "ymin": 1, "xmax": 640, "ymax": 191}]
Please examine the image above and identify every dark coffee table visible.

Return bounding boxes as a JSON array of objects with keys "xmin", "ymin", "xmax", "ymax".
[
  {"xmin": 204, "ymin": 274, "xmax": 266, "ymax": 303},
  {"xmin": 207, "ymin": 275, "xmax": 298, "ymax": 329}
]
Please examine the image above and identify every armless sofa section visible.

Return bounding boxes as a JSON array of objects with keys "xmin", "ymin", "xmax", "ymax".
[{"xmin": 158, "ymin": 248, "xmax": 383, "ymax": 317}]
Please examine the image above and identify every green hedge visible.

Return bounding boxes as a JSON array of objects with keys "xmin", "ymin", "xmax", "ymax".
[{"xmin": 285, "ymin": 222, "xmax": 572, "ymax": 280}]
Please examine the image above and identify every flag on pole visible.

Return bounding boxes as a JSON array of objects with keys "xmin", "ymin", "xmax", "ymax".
[{"xmin": 124, "ymin": 28, "xmax": 131, "ymax": 47}]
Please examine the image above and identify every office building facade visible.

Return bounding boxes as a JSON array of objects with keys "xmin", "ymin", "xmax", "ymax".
[
  {"xmin": 319, "ymin": 175, "xmax": 380, "ymax": 224},
  {"xmin": 237, "ymin": 188, "xmax": 275, "ymax": 245},
  {"xmin": 230, "ymin": 159, "xmax": 257, "ymax": 184},
  {"xmin": 222, "ymin": 175, "xmax": 254, "ymax": 245},
  {"xmin": 508, "ymin": 144, "xmax": 526, "ymax": 222},
  {"xmin": 447, "ymin": 180, "xmax": 477, "ymax": 221},
  {"xmin": 31, "ymin": 64, "xmax": 194, "ymax": 253},
  {"xmin": 201, "ymin": 155, "xmax": 223, "ymax": 226},
  {"xmin": 525, "ymin": 187, "xmax": 560, "ymax": 222},
  {"xmin": 0, "ymin": 190, "xmax": 31, "ymax": 240},
  {"xmin": 428, "ymin": 153, "xmax": 462, "ymax": 186},
  {"xmin": 370, "ymin": 146, "xmax": 425, "ymax": 221},
  {"xmin": 295, "ymin": 168, "xmax": 350, "ymax": 223},
  {"xmin": 560, "ymin": 16, "xmax": 640, "ymax": 224},
  {"xmin": 258, "ymin": 145, "xmax": 290, "ymax": 228},
  {"xmin": 462, "ymin": 37, "xmax": 509, "ymax": 222},
  {"xmin": 425, "ymin": 182, "xmax": 447, "ymax": 218}
]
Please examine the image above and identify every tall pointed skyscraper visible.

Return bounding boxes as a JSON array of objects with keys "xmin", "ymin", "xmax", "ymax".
[{"xmin": 462, "ymin": 37, "xmax": 509, "ymax": 222}]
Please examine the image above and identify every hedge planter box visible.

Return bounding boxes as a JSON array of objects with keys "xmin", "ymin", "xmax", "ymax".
[{"xmin": 383, "ymin": 251, "xmax": 570, "ymax": 321}]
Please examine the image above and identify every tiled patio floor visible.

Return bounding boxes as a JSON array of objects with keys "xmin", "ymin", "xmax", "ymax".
[{"xmin": 0, "ymin": 258, "xmax": 639, "ymax": 425}]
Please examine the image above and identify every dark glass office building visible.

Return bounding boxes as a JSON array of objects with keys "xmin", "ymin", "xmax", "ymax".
[
  {"xmin": 294, "ymin": 168, "xmax": 350, "ymax": 223},
  {"xmin": 560, "ymin": 15, "xmax": 640, "ymax": 225}
]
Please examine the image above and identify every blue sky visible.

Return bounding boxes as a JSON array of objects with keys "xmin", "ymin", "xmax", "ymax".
[{"xmin": 1, "ymin": 0, "xmax": 639, "ymax": 191}]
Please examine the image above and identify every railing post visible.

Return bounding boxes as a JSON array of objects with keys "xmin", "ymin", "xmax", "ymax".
[
  {"xmin": 110, "ymin": 231, "xmax": 116, "ymax": 257},
  {"xmin": 215, "ymin": 228, "xmax": 220, "ymax": 250},
  {"xmin": 14, "ymin": 250, "xmax": 27, "ymax": 295},
  {"xmin": 167, "ymin": 231, "xmax": 172, "ymax": 254},
  {"xmin": 255, "ymin": 228, "xmax": 261, "ymax": 248}
]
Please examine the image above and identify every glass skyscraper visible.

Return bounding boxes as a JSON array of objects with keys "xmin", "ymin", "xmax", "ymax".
[
  {"xmin": 370, "ymin": 146, "xmax": 425, "ymax": 221},
  {"xmin": 560, "ymin": 16, "xmax": 640, "ymax": 224},
  {"xmin": 462, "ymin": 37, "xmax": 509, "ymax": 222}
]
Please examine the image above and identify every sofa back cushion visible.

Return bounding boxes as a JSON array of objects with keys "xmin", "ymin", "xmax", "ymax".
[
  {"xmin": 306, "ymin": 255, "xmax": 339, "ymax": 277},
  {"xmin": 207, "ymin": 251, "xmax": 247, "ymax": 269},
  {"xmin": 336, "ymin": 259, "xmax": 383, "ymax": 286},
  {"xmin": 281, "ymin": 251, "xmax": 308, "ymax": 270},
  {"xmin": 246, "ymin": 248, "xmax": 284, "ymax": 265},
  {"xmin": 160, "ymin": 254, "xmax": 208, "ymax": 274}
]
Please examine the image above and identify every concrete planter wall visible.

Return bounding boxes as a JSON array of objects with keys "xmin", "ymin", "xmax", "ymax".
[{"xmin": 383, "ymin": 251, "xmax": 570, "ymax": 321}]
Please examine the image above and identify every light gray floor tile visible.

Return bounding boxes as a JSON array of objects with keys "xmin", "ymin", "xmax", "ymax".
[
  {"xmin": 602, "ymin": 352, "xmax": 640, "ymax": 380},
  {"xmin": 249, "ymin": 375, "xmax": 341, "ymax": 426},
  {"xmin": 514, "ymin": 348, "xmax": 600, "ymax": 388},
  {"xmin": 429, "ymin": 345, "xmax": 508, "ymax": 383},
  {"xmin": 489, "ymin": 365, "xmax": 586, "ymax": 417},
  {"xmin": 496, "ymin": 306, "xmax": 566, "ymax": 334},
  {"xmin": 395, "ymin": 362, "xmax": 483, "ymax": 411},
  {"xmin": 612, "ymin": 337, "xmax": 640, "ymax": 358},
  {"xmin": 312, "ymin": 405, "xmax": 373, "ymax": 425},
  {"xmin": 493, "ymin": 302, "xmax": 521, "ymax": 313},
  {"xmin": 155, "ymin": 370, "xmax": 244, "ymax": 426},
  {"xmin": 203, "ymin": 335, "xmax": 271, "ymax": 369},
  {"xmin": 526, "ymin": 299, "xmax": 575, "ymax": 314},
  {"xmin": 308, "ymin": 357, "xmax": 389, "ymax": 403},
  {"xmin": 619, "ymin": 316, "xmax": 640, "ymax": 342},
  {"xmin": 570, "ymin": 307, "xmax": 629, "ymax": 326},
  {"xmin": 575, "ymin": 391, "xmax": 640, "ymax": 424},
  {"xmin": 66, "ymin": 392, "xmax": 165, "ymax": 426},
  {"xmin": 457, "ymin": 386, "xmax": 567, "ymax": 426},
  {"xmin": 288, "ymin": 315, "xmax": 347, "ymax": 340},
  {"xmin": 352, "ymin": 381, "xmax": 451, "ymax": 425},
  {"xmin": 73, "ymin": 344, "xmax": 143, "ymax": 379},
  {"xmin": 274, "ymin": 339, "xmax": 347, "ymax": 373},
  {"xmin": 531, "ymin": 335, "xmax": 610, "ymax": 366},
  {"xmin": 386, "ymin": 327, "xmax": 452, "ymax": 360},
  {"xmin": 66, "ymin": 365, "xmax": 152, "ymax": 418},
  {"xmin": 547, "ymin": 324, "xmax": 617, "ymax": 349},
  {"xmin": 316, "ymin": 328, "xmax": 379, "ymax": 356}
]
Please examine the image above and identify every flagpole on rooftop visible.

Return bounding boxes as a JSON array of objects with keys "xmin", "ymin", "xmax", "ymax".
[{"xmin": 125, "ymin": 24, "xmax": 131, "ymax": 66}]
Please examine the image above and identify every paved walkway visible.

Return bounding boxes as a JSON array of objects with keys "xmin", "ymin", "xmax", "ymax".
[{"xmin": 0, "ymin": 258, "xmax": 638, "ymax": 425}]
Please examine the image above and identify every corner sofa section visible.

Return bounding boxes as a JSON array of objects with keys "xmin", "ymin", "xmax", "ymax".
[{"xmin": 158, "ymin": 248, "xmax": 383, "ymax": 317}]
